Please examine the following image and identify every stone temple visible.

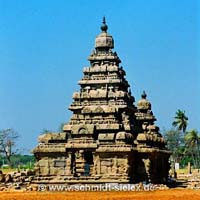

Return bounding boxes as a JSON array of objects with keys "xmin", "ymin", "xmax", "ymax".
[{"xmin": 33, "ymin": 18, "xmax": 170, "ymax": 184}]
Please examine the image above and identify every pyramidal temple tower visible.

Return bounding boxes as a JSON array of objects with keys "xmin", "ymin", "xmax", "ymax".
[{"xmin": 33, "ymin": 18, "xmax": 170, "ymax": 184}]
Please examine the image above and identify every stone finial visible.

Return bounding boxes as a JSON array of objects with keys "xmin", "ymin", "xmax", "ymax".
[
  {"xmin": 95, "ymin": 17, "xmax": 114, "ymax": 49},
  {"xmin": 128, "ymin": 88, "xmax": 132, "ymax": 95},
  {"xmin": 141, "ymin": 91, "xmax": 147, "ymax": 99},
  {"xmin": 101, "ymin": 16, "xmax": 108, "ymax": 32},
  {"xmin": 137, "ymin": 91, "xmax": 151, "ymax": 110}
]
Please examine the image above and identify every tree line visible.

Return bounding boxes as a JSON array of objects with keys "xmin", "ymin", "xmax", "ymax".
[{"xmin": 164, "ymin": 109, "xmax": 200, "ymax": 168}]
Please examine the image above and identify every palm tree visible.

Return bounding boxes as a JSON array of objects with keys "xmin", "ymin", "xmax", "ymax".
[
  {"xmin": 172, "ymin": 109, "xmax": 188, "ymax": 134},
  {"xmin": 185, "ymin": 129, "xmax": 200, "ymax": 168}
]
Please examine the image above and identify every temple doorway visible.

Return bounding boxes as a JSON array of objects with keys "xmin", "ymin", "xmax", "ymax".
[
  {"xmin": 83, "ymin": 151, "xmax": 93, "ymax": 176},
  {"xmin": 71, "ymin": 152, "xmax": 76, "ymax": 176}
]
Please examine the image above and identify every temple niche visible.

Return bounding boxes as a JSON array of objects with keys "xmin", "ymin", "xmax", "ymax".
[{"xmin": 32, "ymin": 18, "xmax": 170, "ymax": 184}]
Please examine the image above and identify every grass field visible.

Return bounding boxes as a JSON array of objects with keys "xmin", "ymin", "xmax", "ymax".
[
  {"xmin": 0, "ymin": 189, "xmax": 200, "ymax": 200},
  {"xmin": 0, "ymin": 168, "xmax": 16, "ymax": 174}
]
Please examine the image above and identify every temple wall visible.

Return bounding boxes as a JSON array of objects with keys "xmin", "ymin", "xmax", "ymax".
[
  {"xmin": 34, "ymin": 154, "xmax": 70, "ymax": 176},
  {"xmin": 92, "ymin": 153, "xmax": 131, "ymax": 181}
]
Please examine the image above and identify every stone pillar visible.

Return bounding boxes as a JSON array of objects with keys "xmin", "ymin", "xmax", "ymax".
[
  {"xmin": 75, "ymin": 150, "xmax": 85, "ymax": 176},
  {"xmin": 97, "ymin": 155, "xmax": 101, "ymax": 175},
  {"xmin": 112, "ymin": 156, "xmax": 117, "ymax": 175},
  {"xmin": 66, "ymin": 153, "xmax": 72, "ymax": 175},
  {"xmin": 89, "ymin": 152, "xmax": 95, "ymax": 176},
  {"xmin": 187, "ymin": 162, "xmax": 191, "ymax": 174}
]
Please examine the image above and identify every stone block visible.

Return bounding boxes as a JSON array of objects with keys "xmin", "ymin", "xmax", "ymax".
[{"xmin": 54, "ymin": 160, "xmax": 66, "ymax": 167}]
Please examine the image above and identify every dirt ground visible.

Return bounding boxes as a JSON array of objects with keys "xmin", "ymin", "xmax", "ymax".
[{"xmin": 0, "ymin": 189, "xmax": 200, "ymax": 200}]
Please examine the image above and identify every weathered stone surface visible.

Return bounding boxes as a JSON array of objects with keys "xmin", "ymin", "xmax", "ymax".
[{"xmin": 5, "ymin": 174, "xmax": 12, "ymax": 183}]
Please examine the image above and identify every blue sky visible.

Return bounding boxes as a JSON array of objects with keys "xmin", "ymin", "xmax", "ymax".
[{"xmin": 0, "ymin": 0, "xmax": 199, "ymax": 153}]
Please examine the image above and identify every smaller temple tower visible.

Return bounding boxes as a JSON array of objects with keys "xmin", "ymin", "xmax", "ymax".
[
  {"xmin": 135, "ymin": 91, "xmax": 170, "ymax": 182},
  {"xmin": 33, "ymin": 18, "xmax": 170, "ymax": 184}
]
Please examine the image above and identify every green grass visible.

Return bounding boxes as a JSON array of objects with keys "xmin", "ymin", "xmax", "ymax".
[
  {"xmin": 176, "ymin": 168, "xmax": 188, "ymax": 174},
  {"xmin": 0, "ymin": 168, "xmax": 16, "ymax": 174}
]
